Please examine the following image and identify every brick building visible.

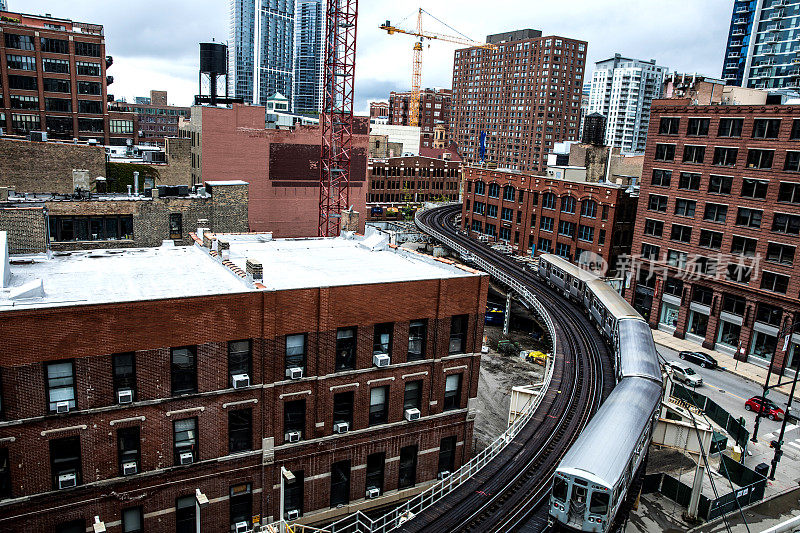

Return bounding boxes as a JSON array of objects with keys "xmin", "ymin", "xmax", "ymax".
[
  {"xmin": 0, "ymin": 10, "xmax": 138, "ymax": 145},
  {"xmin": 370, "ymin": 101, "xmax": 388, "ymax": 119},
  {"xmin": 184, "ymin": 104, "xmax": 368, "ymax": 237},
  {"xmin": 451, "ymin": 29, "xmax": 587, "ymax": 173},
  {"xmin": 0, "ymin": 230, "xmax": 487, "ymax": 531},
  {"xmin": 389, "ymin": 88, "xmax": 451, "ymax": 149},
  {"xmin": 627, "ymin": 99, "xmax": 800, "ymax": 374},
  {"xmin": 460, "ymin": 166, "xmax": 636, "ymax": 271},
  {"xmin": 111, "ymin": 90, "xmax": 191, "ymax": 146},
  {"xmin": 367, "ymin": 151, "xmax": 462, "ymax": 212}
]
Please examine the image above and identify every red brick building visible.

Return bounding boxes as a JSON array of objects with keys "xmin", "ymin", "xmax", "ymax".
[
  {"xmin": 0, "ymin": 10, "xmax": 137, "ymax": 145},
  {"xmin": 451, "ymin": 30, "xmax": 587, "ymax": 173},
  {"xmin": 0, "ymin": 231, "xmax": 487, "ymax": 532},
  {"xmin": 389, "ymin": 88, "xmax": 451, "ymax": 149},
  {"xmin": 111, "ymin": 90, "xmax": 191, "ymax": 146},
  {"xmin": 627, "ymin": 99, "xmax": 800, "ymax": 374},
  {"xmin": 184, "ymin": 104, "xmax": 368, "ymax": 237},
  {"xmin": 460, "ymin": 166, "xmax": 636, "ymax": 271},
  {"xmin": 370, "ymin": 101, "xmax": 388, "ymax": 119}
]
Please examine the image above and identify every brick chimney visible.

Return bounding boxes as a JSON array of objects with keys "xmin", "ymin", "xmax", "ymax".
[
  {"xmin": 340, "ymin": 208, "xmax": 360, "ymax": 233},
  {"xmin": 246, "ymin": 258, "xmax": 263, "ymax": 280}
]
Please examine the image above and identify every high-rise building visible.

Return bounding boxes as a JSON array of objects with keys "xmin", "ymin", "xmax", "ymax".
[
  {"xmin": 228, "ymin": 0, "xmax": 295, "ymax": 107},
  {"xmin": 451, "ymin": 30, "xmax": 587, "ymax": 172},
  {"xmin": 389, "ymin": 88, "xmax": 452, "ymax": 149},
  {"xmin": 588, "ymin": 54, "xmax": 666, "ymax": 154},
  {"xmin": 722, "ymin": 0, "xmax": 800, "ymax": 90},
  {"xmin": 292, "ymin": 0, "xmax": 324, "ymax": 115}
]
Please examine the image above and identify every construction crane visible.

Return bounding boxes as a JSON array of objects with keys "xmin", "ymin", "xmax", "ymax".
[
  {"xmin": 319, "ymin": 0, "xmax": 359, "ymax": 237},
  {"xmin": 380, "ymin": 9, "xmax": 495, "ymax": 127}
]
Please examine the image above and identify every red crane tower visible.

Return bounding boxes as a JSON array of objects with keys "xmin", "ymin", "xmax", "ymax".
[{"xmin": 318, "ymin": 0, "xmax": 359, "ymax": 237}]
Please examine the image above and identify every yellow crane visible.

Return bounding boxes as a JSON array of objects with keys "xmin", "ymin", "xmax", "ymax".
[{"xmin": 380, "ymin": 9, "xmax": 495, "ymax": 127}]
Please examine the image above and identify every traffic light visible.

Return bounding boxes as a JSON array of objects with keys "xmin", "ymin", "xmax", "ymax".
[{"xmin": 770, "ymin": 440, "xmax": 779, "ymax": 449}]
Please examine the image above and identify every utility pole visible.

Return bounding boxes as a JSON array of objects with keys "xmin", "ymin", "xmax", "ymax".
[
  {"xmin": 769, "ymin": 363, "xmax": 799, "ymax": 480},
  {"xmin": 752, "ymin": 320, "xmax": 798, "ymax": 443}
]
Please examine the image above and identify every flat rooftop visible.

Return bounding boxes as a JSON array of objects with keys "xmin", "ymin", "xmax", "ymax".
[{"xmin": 0, "ymin": 232, "xmax": 478, "ymax": 311}]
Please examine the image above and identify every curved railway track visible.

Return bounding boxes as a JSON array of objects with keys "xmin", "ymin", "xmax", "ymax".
[{"xmin": 406, "ymin": 204, "xmax": 615, "ymax": 532}]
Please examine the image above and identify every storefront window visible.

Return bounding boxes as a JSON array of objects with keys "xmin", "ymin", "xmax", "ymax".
[
  {"xmin": 751, "ymin": 331, "xmax": 777, "ymax": 360},
  {"xmin": 688, "ymin": 311, "xmax": 709, "ymax": 338},
  {"xmin": 660, "ymin": 302, "xmax": 680, "ymax": 329},
  {"xmin": 717, "ymin": 321, "xmax": 741, "ymax": 349}
]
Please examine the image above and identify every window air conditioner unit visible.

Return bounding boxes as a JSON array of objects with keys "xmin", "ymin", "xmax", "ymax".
[
  {"xmin": 437, "ymin": 471, "xmax": 450, "ymax": 480},
  {"xmin": 123, "ymin": 461, "xmax": 138, "ymax": 475},
  {"xmin": 235, "ymin": 521, "xmax": 249, "ymax": 533},
  {"xmin": 179, "ymin": 451, "xmax": 194, "ymax": 465},
  {"xmin": 404, "ymin": 408, "xmax": 421, "ymax": 421},
  {"xmin": 232, "ymin": 373, "xmax": 250, "ymax": 389},
  {"xmin": 117, "ymin": 388, "xmax": 134, "ymax": 404},
  {"xmin": 286, "ymin": 430, "xmax": 301, "ymax": 443},
  {"xmin": 58, "ymin": 473, "xmax": 77, "ymax": 489},
  {"xmin": 333, "ymin": 421, "xmax": 349, "ymax": 434},
  {"xmin": 286, "ymin": 367, "xmax": 304, "ymax": 380},
  {"xmin": 56, "ymin": 401, "xmax": 71, "ymax": 413},
  {"xmin": 373, "ymin": 354, "xmax": 390, "ymax": 367},
  {"xmin": 366, "ymin": 487, "xmax": 380, "ymax": 499},
  {"xmin": 286, "ymin": 509, "xmax": 300, "ymax": 520}
]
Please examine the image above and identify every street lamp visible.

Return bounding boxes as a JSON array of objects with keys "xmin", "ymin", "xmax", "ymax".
[{"xmin": 279, "ymin": 466, "xmax": 296, "ymax": 533}]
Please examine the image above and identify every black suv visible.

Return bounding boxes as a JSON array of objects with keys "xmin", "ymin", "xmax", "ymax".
[{"xmin": 678, "ymin": 350, "xmax": 718, "ymax": 369}]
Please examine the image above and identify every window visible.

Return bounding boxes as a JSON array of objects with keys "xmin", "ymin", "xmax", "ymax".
[
  {"xmin": 6, "ymin": 54, "xmax": 36, "ymax": 71},
  {"xmin": 365, "ymin": 453, "xmax": 385, "ymax": 495},
  {"xmin": 756, "ymin": 303, "xmax": 782, "ymax": 326},
  {"xmin": 8, "ymin": 74, "xmax": 37, "ymax": 90},
  {"xmin": 449, "ymin": 315, "xmax": 467, "ymax": 354},
  {"xmin": 57, "ymin": 521, "xmax": 86, "ymax": 533},
  {"xmin": 556, "ymin": 242, "xmax": 572, "ymax": 259},
  {"xmin": 699, "ymin": 230, "xmax": 722, "ymax": 250},
  {"xmin": 538, "ymin": 237, "xmax": 552, "ymax": 253},
  {"xmin": 772, "ymin": 213, "xmax": 800, "ymax": 235},
  {"xmin": 767, "ymin": 243, "xmax": 795, "ymax": 265},
  {"xmin": 45, "ymin": 98, "xmax": 72, "ymax": 112},
  {"xmin": 651, "ymin": 169, "xmax": 672, "ymax": 187},
  {"xmin": 43, "ymin": 58, "xmax": 70, "ymax": 74},
  {"xmin": 654, "ymin": 144, "xmax": 675, "ymax": 161},
  {"xmin": 176, "ymin": 496, "xmax": 196, "ymax": 533},
  {"xmin": 723, "ymin": 294, "xmax": 746, "ymax": 316},
  {"xmin": 540, "ymin": 216, "xmax": 554, "ymax": 232},
  {"xmin": 407, "ymin": 320, "xmax": 426, "ymax": 361},
  {"xmin": 785, "ymin": 152, "xmax": 800, "ymax": 172},
  {"xmin": 171, "ymin": 347, "xmax": 197, "ymax": 395},
  {"xmin": 674, "ymin": 199, "xmax": 696, "ymax": 218},
  {"xmin": 659, "ymin": 117, "xmax": 680, "ymax": 134},
  {"xmin": 590, "ymin": 492, "xmax": 610, "ymax": 516},
  {"xmin": 664, "ymin": 277, "xmax": 683, "ymax": 297},
  {"xmin": 46, "ymin": 361, "xmax": 76, "ymax": 413},
  {"xmin": 443, "ymin": 373, "xmax": 463, "ymax": 411},
  {"xmin": 488, "ymin": 183, "xmax": 500, "ymax": 198},
  {"xmin": 43, "ymin": 77, "xmax": 71, "ymax": 93},
  {"xmin": 708, "ymin": 175, "xmax": 732, "ymax": 195},
  {"xmin": 117, "ymin": 426, "xmax": 140, "ymax": 475},
  {"xmin": 333, "ymin": 391, "xmax": 354, "ymax": 427},
  {"xmin": 173, "ymin": 417, "xmax": 197, "ymax": 464},
  {"xmin": 736, "ymin": 208, "xmax": 762, "ymax": 228},
  {"xmin": 746, "ymin": 149, "xmax": 774, "ymax": 169},
  {"xmin": 121, "ymin": 507, "xmax": 143, "ymax": 533},
  {"xmin": 77, "ymin": 80, "xmax": 101, "ymax": 95},
  {"xmin": 731, "ymin": 236, "xmax": 758, "ymax": 257},
  {"xmin": 398, "ymin": 445, "xmax": 418, "ymax": 489},
  {"xmin": 110, "ymin": 120, "xmax": 134, "ymax": 134},
  {"xmin": 741, "ymin": 178, "xmax": 768, "ymax": 199},
  {"xmin": 284, "ymin": 471, "xmax": 303, "ymax": 517},
  {"xmin": 561, "ymin": 196, "xmax": 576, "ymax": 213},
  {"xmin": 503, "ymin": 185, "xmax": 515, "ymax": 201},
  {"xmin": 687, "ymin": 118, "xmax": 710, "ymax": 136},
  {"xmin": 78, "ymin": 100, "xmax": 102, "ymax": 114},
  {"xmin": 369, "ymin": 386, "xmax": 389, "ymax": 426},
  {"xmin": 542, "ymin": 192, "xmax": 556, "ymax": 209},
  {"xmin": 474, "ymin": 181, "xmax": 485, "ymax": 195},
  {"xmin": 713, "ymin": 147, "xmax": 738, "ymax": 166},
  {"xmin": 0, "ymin": 449, "xmax": 9, "ymax": 499},
  {"xmin": 75, "ymin": 41, "xmax": 101, "ymax": 57},
  {"xmin": 228, "ymin": 408, "xmax": 252, "ymax": 453},
  {"xmin": 778, "ymin": 182, "xmax": 800, "ymax": 204},
  {"xmin": 683, "ymin": 145, "xmax": 705, "ymax": 164},
  {"xmin": 671, "ymin": 224, "xmax": 692, "ymax": 243},
  {"xmin": 486, "ymin": 204, "xmax": 498, "ymax": 218},
  {"xmin": 648, "ymin": 194, "xmax": 667, "ymax": 212},
  {"xmin": 41, "ymin": 38, "xmax": 69, "ymax": 54},
  {"xmin": 501, "ymin": 207, "xmax": 513, "ymax": 221},
  {"xmin": 577, "ymin": 225, "xmax": 594, "ymax": 242},
  {"xmin": 330, "ymin": 460, "xmax": 351, "ymax": 507},
  {"xmin": 373, "ymin": 323, "xmax": 393, "ymax": 357},
  {"xmin": 703, "ymin": 203, "xmax": 728, "ymax": 224},
  {"xmin": 168, "ymin": 213, "xmax": 182, "ymax": 239},
  {"xmin": 5, "ymin": 33, "xmax": 34, "ymax": 51},
  {"xmin": 667, "ymin": 250, "xmax": 688, "ymax": 268},
  {"xmin": 438, "ymin": 436, "xmax": 457, "ymax": 474},
  {"xmin": 678, "ymin": 172, "xmax": 701, "ymax": 190},
  {"xmin": 76, "ymin": 61, "xmax": 101, "ymax": 76},
  {"xmin": 752, "ymin": 118, "xmax": 781, "ymax": 139},
  {"xmin": 553, "ymin": 477, "xmax": 568, "ymax": 502},
  {"xmin": 761, "ymin": 272, "xmax": 789, "ymax": 294},
  {"xmin": 228, "ymin": 340, "xmax": 251, "ymax": 385},
  {"xmin": 284, "ymin": 398, "xmax": 305, "ymax": 440},
  {"xmin": 718, "ymin": 118, "xmax": 743, "ymax": 138},
  {"xmin": 643, "ymin": 219, "xmax": 663, "ymax": 237},
  {"xmin": 50, "ymin": 436, "xmax": 82, "ymax": 489},
  {"xmin": 335, "ymin": 327, "xmax": 357, "ymax": 370},
  {"xmin": 78, "ymin": 118, "xmax": 103, "ymax": 132},
  {"xmin": 229, "ymin": 484, "xmax": 252, "ymax": 528},
  {"xmin": 113, "ymin": 352, "xmax": 136, "ymax": 401},
  {"xmin": 641, "ymin": 243, "xmax": 660, "ymax": 260},
  {"xmin": 581, "ymin": 199, "xmax": 597, "ymax": 218},
  {"xmin": 403, "ymin": 380, "xmax": 422, "ymax": 411},
  {"xmin": 792, "ymin": 119, "xmax": 800, "ymax": 140},
  {"xmin": 285, "ymin": 334, "xmax": 307, "ymax": 372},
  {"xmin": 692, "ymin": 286, "xmax": 714, "ymax": 306},
  {"xmin": 558, "ymin": 220, "xmax": 575, "ymax": 237},
  {"xmin": 10, "ymin": 95, "xmax": 38, "ymax": 110},
  {"xmin": 49, "ymin": 215, "xmax": 133, "ymax": 241}
]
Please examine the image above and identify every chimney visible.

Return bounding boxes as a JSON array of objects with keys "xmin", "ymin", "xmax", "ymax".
[
  {"xmin": 133, "ymin": 171, "xmax": 139, "ymax": 195},
  {"xmin": 246, "ymin": 258, "xmax": 263, "ymax": 281},
  {"xmin": 218, "ymin": 238, "xmax": 230, "ymax": 260}
]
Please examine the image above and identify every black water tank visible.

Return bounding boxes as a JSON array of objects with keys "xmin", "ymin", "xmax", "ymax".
[{"xmin": 200, "ymin": 42, "xmax": 227, "ymax": 74}]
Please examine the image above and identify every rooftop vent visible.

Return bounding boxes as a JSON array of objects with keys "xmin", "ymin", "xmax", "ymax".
[{"xmin": 246, "ymin": 258, "xmax": 263, "ymax": 281}]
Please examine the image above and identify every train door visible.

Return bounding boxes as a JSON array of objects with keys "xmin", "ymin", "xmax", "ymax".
[{"xmin": 569, "ymin": 480, "xmax": 588, "ymax": 526}]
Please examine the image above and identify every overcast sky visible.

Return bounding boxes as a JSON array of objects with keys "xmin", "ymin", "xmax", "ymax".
[{"xmin": 20, "ymin": 0, "xmax": 732, "ymax": 113}]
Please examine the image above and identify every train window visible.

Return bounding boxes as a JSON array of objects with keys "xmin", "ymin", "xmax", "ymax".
[
  {"xmin": 590, "ymin": 492, "xmax": 609, "ymax": 515},
  {"xmin": 552, "ymin": 477, "xmax": 568, "ymax": 502}
]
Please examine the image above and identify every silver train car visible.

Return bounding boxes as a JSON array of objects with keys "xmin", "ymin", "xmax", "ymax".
[{"xmin": 538, "ymin": 254, "xmax": 663, "ymax": 532}]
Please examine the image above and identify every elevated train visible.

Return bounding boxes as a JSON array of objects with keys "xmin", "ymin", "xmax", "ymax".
[{"xmin": 538, "ymin": 254, "xmax": 663, "ymax": 532}]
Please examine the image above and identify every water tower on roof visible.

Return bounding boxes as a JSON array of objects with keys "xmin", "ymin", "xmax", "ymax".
[{"xmin": 195, "ymin": 42, "xmax": 242, "ymax": 106}]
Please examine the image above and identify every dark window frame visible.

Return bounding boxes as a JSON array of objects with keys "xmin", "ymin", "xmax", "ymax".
[
  {"xmin": 170, "ymin": 346, "xmax": 197, "ymax": 396},
  {"xmin": 228, "ymin": 408, "xmax": 252, "ymax": 454}
]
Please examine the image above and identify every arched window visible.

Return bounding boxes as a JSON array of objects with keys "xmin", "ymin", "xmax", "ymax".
[
  {"xmin": 581, "ymin": 199, "xmax": 598, "ymax": 218},
  {"xmin": 503, "ymin": 185, "xmax": 515, "ymax": 201},
  {"xmin": 561, "ymin": 196, "xmax": 576, "ymax": 214},
  {"xmin": 474, "ymin": 180, "xmax": 486, "ymax": 195},
  {"xmin": 488, "ymin": 183, "xmax": 500, "ymax": 198},
  {"xmin": 542, "ymin": 192, "xmax": 556, "ymax": 210}
]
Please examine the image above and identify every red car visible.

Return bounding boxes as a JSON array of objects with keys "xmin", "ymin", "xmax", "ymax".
[{"xmin": 745, "ymin": 396, "xmax": 784, "ymax": 421}]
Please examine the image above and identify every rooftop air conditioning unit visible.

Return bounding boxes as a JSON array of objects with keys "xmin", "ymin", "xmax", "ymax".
[
  {"xmin": 286, "ymin": 509, "xmax": 300, "ymax": 520},
  {"xmin": 117, "ymin": 388, "xmax": 133, "ymax": 404},
  {"xmin": 404, "ymin": 408, "xmax": 421, "ymax": 421},
  {"xmin": 232, "ymin": 374, "xmax": 250, "ymax": 389},
  {"xmin": 56, "ymin": 401, "xmax": 71, "ymax": 414},
  {"xmin": 373, "ymin": 354, "xmax": 390, "ymax": 367},
  {"xmin": 366, "ymin": 487, "xmax": 380, "ymax": 499},
  {"xmin": 179, "ymin": 452, "xmax": 194, "ymax": 465},
  {"xmin": 286, "ymin": 367, "xmax": 304, "ymax": 380},
  {"xmin": 235, "ymin": 521, "xmax": 249, "ymax": 533},
  {"xmin": 333, "ymin": 422, "xmax": 349, "ymax": 434},
  {"xmin": 123, "ymin": 461, "xmax": 138, "ymax": 475},
  {"xmin": 437, "ymin": 471, "xmax": 450, "ymax": 480},
  {"xmin": 58, "ymin": 473, "xmax": 77, "ymax": 489},
  {"xmin": 286, "ymin": 430, "xmax": 301, "ymax": 443}
]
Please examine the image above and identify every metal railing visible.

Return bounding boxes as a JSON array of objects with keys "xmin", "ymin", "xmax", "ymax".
[{"xmin": 257, "ymin": 206, "xmax": 557, "ymax": 533}]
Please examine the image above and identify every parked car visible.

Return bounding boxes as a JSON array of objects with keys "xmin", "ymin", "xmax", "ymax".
[
  {"xmin": 745, "ymin": 396, "xmax": 784, "ymax": 421},
  {"xmin": 664, "ymin": 361, "xmax": 703, "ymax": 387},
  {"xmin": 678, "ymin": 350, "xmax": 719, "ymax": 369}
]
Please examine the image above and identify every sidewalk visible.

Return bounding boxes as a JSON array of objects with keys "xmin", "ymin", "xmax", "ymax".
[{"xmin": 651, "ymin": 329, "xmax": 796, "ymax": 396}]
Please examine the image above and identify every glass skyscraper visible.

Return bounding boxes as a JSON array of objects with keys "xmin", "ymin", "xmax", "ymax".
[
  {"xmin": 292, "ymin": 0, "xmax": 324, "ymax": 116},
  {"xmin": 722, "ymin": 0, "xmax": 800, "ymax": 89}
]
